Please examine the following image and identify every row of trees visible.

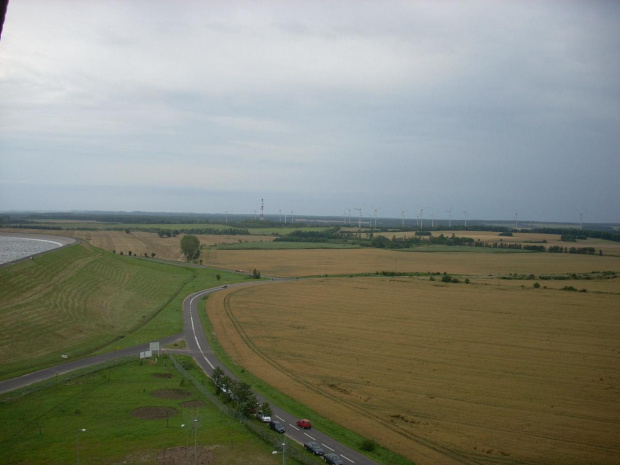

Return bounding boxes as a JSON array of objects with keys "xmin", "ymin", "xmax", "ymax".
[
  {"xmin": 211, "ymin": 367, "xmax": 271, "ymax": 418},
  {"xmin": 113, "ymin": 250, "xmax": 156, "ymax": 258}
]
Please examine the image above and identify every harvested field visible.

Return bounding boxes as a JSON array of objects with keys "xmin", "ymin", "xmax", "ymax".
[
  {"xmin": 207, "ymin": 277, "xmax": 620, "ymax": 465},
  {"xmin": 203, "ymin": 247, "xmax": 620, "ymax": 278}
]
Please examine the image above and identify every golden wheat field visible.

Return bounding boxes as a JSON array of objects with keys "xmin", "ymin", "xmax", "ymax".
[
  {"xmin": 207, "ymin": 277, "xmax": 620, "ymax": 465},
  {"xmin": 204, "ymin": 247, "xmax": 620, "ymax": 278}
]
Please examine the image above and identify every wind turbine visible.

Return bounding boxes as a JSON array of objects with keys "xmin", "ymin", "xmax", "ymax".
[
  {"xmin": 348, "ymin": 208, "xmax": 352, "ymax": 225},
  {"xmin": 353, "ymin": 208, "xmax": 362, "ymax": 229},
  {"xmin": 431, "ymin": 212, "xmax": 435, "ymax": 228},
  {"xmin": 290, "ymin": 209, "xmax": 294, "ymax": 224},
  {"xmin": 462, "ymin": 210, "xmax": 468, "ymax": 227},
  {"xmin": 576, "ymin": 209, "xmax": 583, "ymax": 230},
  {"xmin": 514, "ymin": 211, "xmax": 519, "ymax": 229},
  {"xmin": 279, "ymin": 209, "xmax": 282, "ymax": 223},
  {"xmin": 401, "ymin": 210, "xmax": 407, "ymax": 228},
  {"xmin": 418, "ymin": 206, "xmax": 426, "ymax": 230},
  {"xmin": 445, "ymin": 208, "xmax": 452, "ymax": 228},
  {"xmin": 373, "ymin": 208, "xmax": 380, "ymax": 228}
]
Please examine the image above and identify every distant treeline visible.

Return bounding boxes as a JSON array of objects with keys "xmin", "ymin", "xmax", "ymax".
[
  {"xmin": 0, "ymin": 212, "xmax": 216, "ymax": 224},
  {"xmin": 273, "ymin": 227, "xmax": 341, "ymax": 243},
  {"xmin": 155, "ymin": 228, "xmax": 250, "ymax": 237},
  {"xmin": 529, "ymin": 227, "xmax": 620, "ymax": 243}
]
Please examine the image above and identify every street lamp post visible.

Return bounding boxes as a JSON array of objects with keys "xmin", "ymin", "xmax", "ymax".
[
  {"xmin": 76, "ymin": 428, "xmax": 86, "ymax": 465},
  {"xmin": 272, "ymin": 439, "xmax": 286, "ymax": 465},
  {"xmin": 193, "ymin": 417, "xmax": 198, "ymax": 465}
]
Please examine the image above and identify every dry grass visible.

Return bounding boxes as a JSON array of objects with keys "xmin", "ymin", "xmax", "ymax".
[{"xmin": 207, "ymin": 277, "xmax": 620, "ymax": 464}]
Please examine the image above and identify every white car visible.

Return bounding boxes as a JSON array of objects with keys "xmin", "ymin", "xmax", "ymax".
[{"xmin": 256, "ymin": 412, "xmax": 271, "ymax": 423}]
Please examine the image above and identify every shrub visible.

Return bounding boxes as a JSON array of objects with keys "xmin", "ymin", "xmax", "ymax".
[
  {"xmin": 441, "ymin": 274, "xmax": 452, "ymax": 283},
  {"xmin": 360, "ymin": 439, "xmax": 377, "ymax": 452},
  {"xmin": 533, "ymin": 282, "xmax": 541, "ymax": 288}
]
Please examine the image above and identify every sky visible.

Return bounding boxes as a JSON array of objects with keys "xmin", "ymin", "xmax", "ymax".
[{"xmin": 1, "ymin": 1, "xmax": 619, "ymax": 224}]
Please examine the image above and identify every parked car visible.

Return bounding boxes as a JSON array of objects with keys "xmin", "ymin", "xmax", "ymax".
[
  {"xmin": 256, "ymin": 412, "xmax": 271, "ymax": 423},
  {"xmin": 297, "ymin": 418, "xmax": 312, "ymax": 429},
  {"xmin": 304, "ymin": 441, "xmax": 324, "ymax": 456},
  {"xmin": 269, "ymin": 420, "xmax": 285, "ymax": 433},
  {"xmin": 324, "ymin": 453, "xmax": 344, "ymax": 465}
]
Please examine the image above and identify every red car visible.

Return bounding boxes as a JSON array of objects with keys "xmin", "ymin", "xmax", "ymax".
[{"xmin": 297, "ymin": 418, "xmax": 312, "ymax": 429}]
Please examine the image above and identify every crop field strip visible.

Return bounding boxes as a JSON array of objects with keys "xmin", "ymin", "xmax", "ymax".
[
  {"xmin": 207, "ymin": 277, "xmax": 620, "ymax": 465},
  {"xmin": 202, "ymin": 247, "xmax": 620, "ymax": 278}
]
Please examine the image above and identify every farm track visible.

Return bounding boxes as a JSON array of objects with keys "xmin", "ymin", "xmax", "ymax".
[{"xmin": 221, "ymin": 294, "xmax": 522, "ymax": 465}]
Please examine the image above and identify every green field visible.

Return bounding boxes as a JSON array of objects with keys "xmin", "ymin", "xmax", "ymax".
[
  {"xmin": 0, "ymin": 242, "xmax": 248, "ymax": 380},
  {"xmin": 0, "ymin": 356, "xmax": 283, "ymax": 464}
]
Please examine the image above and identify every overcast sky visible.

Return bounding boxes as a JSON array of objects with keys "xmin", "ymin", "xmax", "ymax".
[{"xmin": 1, "ymin": 1, "xmax": 619, "ymax": 224}]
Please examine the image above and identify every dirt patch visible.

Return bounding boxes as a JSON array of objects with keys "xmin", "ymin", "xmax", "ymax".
[
  {"xmin": 131, "ymin": 406, "xmax": 178, "ymax": 420},
  {"xmin": 121, "ymin": 446, "xmax": 215, "ymax": 464},
  {"xmin": 153, "ymin": 373, "xmax": 173, "ymax": 379},
  {"xmin": 152, "ymin": 389, "xmax": 192, "ymax": 399},
  {"xmin": 157, "ymin": 446, "xmax": 214, "ymax": 465},
  {"xmin": 179, "ymin": 400, "xmax": 205, "ymax": 408}
]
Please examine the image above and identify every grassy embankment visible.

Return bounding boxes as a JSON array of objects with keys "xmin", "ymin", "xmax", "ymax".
[
  {"xmin": 0, "ymin": 242, "xmax": 248, "ymax": 381},
  {"xmin": 0, "ymin": 355, "xmax": 284, "ymax": 464}
]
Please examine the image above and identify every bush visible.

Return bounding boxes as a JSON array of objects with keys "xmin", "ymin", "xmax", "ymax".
[
  {"xmin": 441, "ymin": 274, "xmax": 452, "ymax": 283},
  {"xmin": 360, "ymin": 439, "xmax": 377, "ymax": 452},
  {"xmin": 533, "ymin": 282, "xmax": 541, "ymax": 288}
]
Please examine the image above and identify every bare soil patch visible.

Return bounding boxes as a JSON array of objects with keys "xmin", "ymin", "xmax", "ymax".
[
  {"xmin": 131, "ymin": 406, "xmax": 178, "ymax": 420},
  {"xmin": 121, "ymin": 446, "xmax": 214, "ymax": 465},
  {"xmin": 151, "ymin": 389, "xmax": 192, "ymax": 399}
]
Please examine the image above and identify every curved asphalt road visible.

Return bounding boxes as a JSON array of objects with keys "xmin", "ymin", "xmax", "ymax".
[{"xmin": 0, "ymin": 282, "xmax": 378, "ymax": 465}]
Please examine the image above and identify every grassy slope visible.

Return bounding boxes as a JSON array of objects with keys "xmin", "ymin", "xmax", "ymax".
[
  {"xmin": 0, "ymin": 357, "xmax": 281, "ymax": 465},
  {"xmin": 0, "ymin": 242, "xmax": 248, "ymax": 380}
]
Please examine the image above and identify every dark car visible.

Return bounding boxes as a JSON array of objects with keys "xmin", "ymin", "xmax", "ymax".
[
  {"xmin": 269, "ymin": 420, "xmax": 285, "ymax": 433},
  {"xmin": 297, "ymin": 418, "xmax": 312, "ymax": 429},
  {"xmin": 304, "ymin": 441, "xmax": 324, "ymax": 456},
  {"xmin": 324, "ymin": 453, "xmax": 343, "ymax": 465}
]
